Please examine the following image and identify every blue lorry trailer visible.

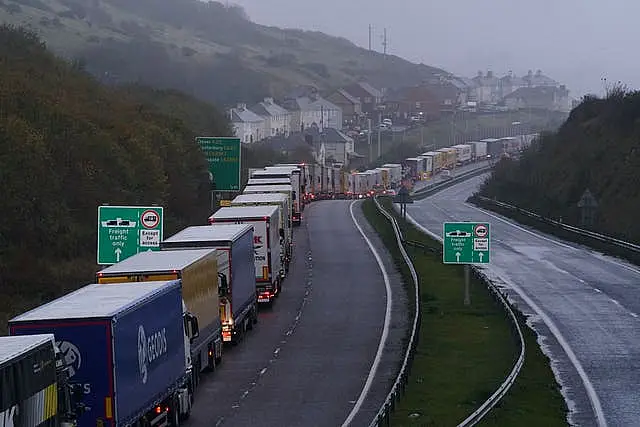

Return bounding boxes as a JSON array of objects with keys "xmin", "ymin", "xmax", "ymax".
[
  {"xmin": 9, "ymin": 280, "xmax": 194, "ymax": 427},
  {"xmin": 161, "ymin": 224, "xmax": 257, "ymax": 345}
]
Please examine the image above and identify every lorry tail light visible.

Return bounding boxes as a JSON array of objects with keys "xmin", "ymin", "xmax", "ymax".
[{"xmin": 155, "ymin": 406, "xmax": 162, "ymax": 414}]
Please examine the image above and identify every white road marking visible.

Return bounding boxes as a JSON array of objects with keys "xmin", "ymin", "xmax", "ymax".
[
  {"xmin": 404, "ymin": 204, "xmax": 608, "ymax": 427},
  {"xmin": 342, "ymin": 200, "xmax": 393, "ymax": 427}
]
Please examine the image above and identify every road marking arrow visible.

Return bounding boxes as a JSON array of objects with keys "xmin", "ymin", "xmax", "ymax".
[
  {"xmin": 456, "ymin": 252, "xmax": 461, "ymax": 262},
  {"xmin": 115, "ymin": 247, "xmax": 122, "ymax": 262}
]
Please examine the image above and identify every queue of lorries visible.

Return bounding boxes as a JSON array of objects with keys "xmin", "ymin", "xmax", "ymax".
[
  {"xmin": 1, "ymin": 134, "xmax": 539, "ymax": 427},
  {"xmin": 403, "ymin": 134, "xmax": 538, "ymax": 181},
  {"xmin": 0, "ymin": 164, "xmax": 327, "ymax": 427}
]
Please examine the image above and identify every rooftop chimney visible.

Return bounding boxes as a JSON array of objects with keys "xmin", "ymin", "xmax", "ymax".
[
  {"xmin": 477, "ymin": 70, "xmax": 483, "ymax": 77},
  {"xmin": 237, "ymin": 103, "xmax": 246, "ymax": 110},
  {"xmin": 264, "ymin": 97, "xmax": 274, "ymax": 104},
  {"xmin": 535, "ymin": 70, "xmax": 542, "ymax": 77},
  {"xmin": 486, "ymin": 70, "xmax": 493, "ymax": 78},
  {"xmin": 527, "ymin": 70, "xmax": 533, "ymax": 77}
]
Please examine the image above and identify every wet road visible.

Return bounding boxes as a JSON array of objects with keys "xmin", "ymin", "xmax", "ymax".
[
  {"xmin": 185, "ymin": 200, "xmax": 407, "ymax": 427},
  {"xmin": 405, "ymin": 174, "xmax": 640, "ymax": 427}
]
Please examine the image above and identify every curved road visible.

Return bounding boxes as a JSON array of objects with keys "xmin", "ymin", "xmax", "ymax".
[
  {"xmin": 184, "ymin": 200, "xmax": 407, "ymax": 427},
  {"xmin": 405, "ymin": 174, "xmax": 640, "ymax": 427}
]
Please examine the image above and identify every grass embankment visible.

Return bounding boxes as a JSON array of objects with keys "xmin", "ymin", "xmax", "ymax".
[{"xmin": 362, "ymin": 198, "xmax": 568, "ymax": 426}]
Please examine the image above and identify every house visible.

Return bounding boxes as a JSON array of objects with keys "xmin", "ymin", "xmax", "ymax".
[
  {"xmin": 282, "ymin": 94, "xmax": 343, "ymax": 132},
  {"xmin": 229, "ymin": 103, "xmax": 265, "ymax": 143},
  {"xmin": 422, "ymin": 81, "xmax": 465, "ymax": 112},
  {"xmin": 522, "ymin": 70, "xmax": 559, "ymax": 87},
  {"xmin": 326, "ymin": 89, "xmax": 362, "ymax": 126},
  {"xmin": 472, "ymin": 70, "xmax": 500, "ymax": 103},
  {"xmin": 250, "ymin": 97, "xmax": 291, "ymax": 138},
  {"xmin": 342, "ymin": 81, "xmax": 384, "ymax": 116},
  {"xmin": 385, "ymin": 85, "xmax": 443, "ymax": 122},
  {"xmin": 302, "ymin": 125, "xmax": 355, "ymax": 165},
  {"xmin": 502, "ymin": 85, "xmax": 571, "ymax": 112},
  {"xmin": 499, "ymin": 71, "xmax": 527, "ymax": 98}
]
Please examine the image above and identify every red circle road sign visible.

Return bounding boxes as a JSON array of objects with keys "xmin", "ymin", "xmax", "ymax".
[
  {"xmin": 474, "ymin": 224, "xmax": 488, "ymax": 237},
  {"xmin": 141, "ymin": 210, "xmax": 160, "ymax": 229}
]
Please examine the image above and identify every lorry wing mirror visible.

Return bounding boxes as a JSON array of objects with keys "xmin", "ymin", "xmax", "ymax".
[
  {"xmin": 218, "ymin": 273, "xmax": 229, "ymax": 297},
  {"xmin": 190, "ymin": 315, "xmax": 199, "ymax": 339},
  {"xmin": 279, "ymin": 228, "xmax": 285, "ymax": 239}
]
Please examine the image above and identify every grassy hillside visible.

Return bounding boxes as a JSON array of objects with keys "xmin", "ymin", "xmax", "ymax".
[
  {"xmin": 477, "ymin": 88, "xmax": 640, "ymax": 242},
  {"xmin": 0, "ymin": 0, "xmax": 448, "ymax": 106},
  {"xmin": 0, "ymin": 24, "xmax": 302, "ymax": 334}
]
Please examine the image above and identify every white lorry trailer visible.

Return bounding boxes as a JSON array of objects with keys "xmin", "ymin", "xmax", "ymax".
[{"xmin": 209, "ymin": 205, "xmax": 283, "ymax": 304}]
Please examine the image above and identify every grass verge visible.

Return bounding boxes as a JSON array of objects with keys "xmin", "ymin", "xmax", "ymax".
[{"xmin": 362, "ymin": 198, "xmax": 568, "ymax": 426}]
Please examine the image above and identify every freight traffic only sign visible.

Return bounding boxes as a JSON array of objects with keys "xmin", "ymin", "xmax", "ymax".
[
  {"xmin": 443, "ymin": 222, "xmax": 490, "ymax": 264},
  {"xmin": 196, "ymin": 137, "xmax": 242, "ymax": 191},
  {"xmin": 97, "ymin": 206, "xmax": 164, "ymax": 265}
]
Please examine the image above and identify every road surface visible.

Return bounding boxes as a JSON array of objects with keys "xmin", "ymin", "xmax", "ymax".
[
  {"xmin": 412, "ymin": 159, "xmax": 491, "ymax": 193},
  {"xmin": 405, "ymin": 174, "xmax": 640, "ymax": 427},
  {"xmin": 185, "ymin": 200, "xmax": 408, "ymax": 427}
]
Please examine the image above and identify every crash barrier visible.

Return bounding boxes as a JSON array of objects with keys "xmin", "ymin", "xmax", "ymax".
[
  {"xmin": 411, "ymin": 166, "xmax": 493, "ymax": 200},
  {"xmin": 469, "ymin": 195, "xmax": 640, "ymax": 265},
  {"xmin": 400, "ymin": 212, "xmax": 526, "ymax": 427},
  {"xmin": 367, "ymin": 196, "xmax": 421, "ymax": 427},
  {"xmin": 367, "ymin": 195, "xmax": 525, "ymax": 426}
]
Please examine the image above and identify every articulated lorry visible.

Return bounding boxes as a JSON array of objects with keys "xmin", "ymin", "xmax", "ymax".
[
  {"xmin": 250, "ymin": 167, "xmax": 303, "ymax": 225},
  {"xmin": 0, "ymin": 334, "xmax": 85, "ymax": 427},
  {"xmin": 247, "ymin": 177, "xmax": 291, "ymax": 187},
  {"xmin": 230, "ymin": 193, "xmax": 292, "ymax": 272},
  {"xmin": 208, "ymin": 206, "xmax": 282, "ymax": 304},
  {"xmin": 9, "ymin": 280, "xmax": 198, "ymax": 427},
  {"xmin": 161, "ymin": 224, "xmax": 257, "ymax": 345},
  {"xmin": 243, "ymin": 184, "xmax": 294, "ymax": 226},
  {"xmin": 96, "ymin": 248, "xmax": 223, "ymax": 383}
]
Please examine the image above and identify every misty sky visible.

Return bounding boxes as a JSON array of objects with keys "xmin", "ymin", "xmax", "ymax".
[{"xmin": 230, "ymin": 0, "xmax": 640, "ymax": 98}]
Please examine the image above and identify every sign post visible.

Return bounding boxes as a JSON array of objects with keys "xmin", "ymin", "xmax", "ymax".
[
  {"xmin": 392, "ymin": 186, "xmax": 413, "ymax": 219},
  {"xmin": 196, "ymin": 137, "xmax": 241, "ymax": 212},
  {"xmin": 97, "ymin": 206, "xmax": 164, "ymax": 265},
  {"xmin": 443, "ymin": 222, "xmax": 490, "ymax": 305}
]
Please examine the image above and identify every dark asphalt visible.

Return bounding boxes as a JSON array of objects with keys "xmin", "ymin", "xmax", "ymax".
[
  {"xmin": 405, "ymin": 174, "xmax": 640, "ymax": 427},
  {"xmin": 185, "ymin": 200, "xmax": 408, "ymax": 427}
]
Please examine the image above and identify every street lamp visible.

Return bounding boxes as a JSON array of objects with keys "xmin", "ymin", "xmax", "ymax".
[{"xmin": 376, "ymin": 104, "xmax": 386, "ymax": 158}]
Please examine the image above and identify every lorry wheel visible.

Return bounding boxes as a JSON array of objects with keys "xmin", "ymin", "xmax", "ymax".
[{"xmin": 170, "ymin": 395, "xmax": 180, "ymax": 427}]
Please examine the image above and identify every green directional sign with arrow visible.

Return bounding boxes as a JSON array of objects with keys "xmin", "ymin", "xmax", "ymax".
[
  {"xmin": 97, "ymin": 205, "xmax": 164, "ymax": 265},
  {"xmin": 443, "ymin": 222, "xmax": 490, "ymax": 264}
]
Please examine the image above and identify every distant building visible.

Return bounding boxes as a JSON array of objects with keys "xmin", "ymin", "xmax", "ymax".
[
  {"xmin": 303, "ymin": 125, "xmax": 355, "ymax": 165},
  {"xmin": 229, "ymin": 103, "xmax": 265, "ymax": 143},
  {"xmin": 326, "ymin": 89, "xmax": 362, "ymax": 126},
  {"xmin": 250, "ymin": 97, "xmax": 291, "ymax": 138},
  {"xmin": 282, "ymin": 94, "xmax": 343, "ymax": 131},
  {"xmin": 342, "ymin": 81, "xmax": 384, "ymax": 117},
  {"xmin": 472, "ymin": 70, "xmax": 500, "ymax": 103},
  {"xmin": 502, "ymin": 85, "xmax": 571, "ymax": 112}
]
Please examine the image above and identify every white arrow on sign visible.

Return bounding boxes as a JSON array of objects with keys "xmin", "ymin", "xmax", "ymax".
[
  {"xmin": 115, "ymin": 247, "xmax": 122, "ymax": 262},
  {"xmin": 478, "ymin": 252, "xmax": 484, "ymax": 262},
  {"xmin": 456, "ymin": 252, "xmax": 461, "ymax": 262}
]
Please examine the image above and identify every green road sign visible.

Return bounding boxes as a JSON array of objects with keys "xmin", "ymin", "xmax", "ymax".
[
  {"xmin": 196, "ymin": 137, "xmax": 241, "ymax": 191},
  {"xmin": 443, "ymin": 222, "xmax": 490, "ymax": 264},
  {"xmin": 97, "ymin": 206, "xmax": 164, "ymax": 265}
]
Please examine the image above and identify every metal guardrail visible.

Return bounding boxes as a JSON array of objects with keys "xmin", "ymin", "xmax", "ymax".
[
  {"xmin": 367, "ymin": 197, "xmax": 421, "ymax": 427},
  {"xmin": 368, "ymin": 175, "xmax": 527, "ymax": 427},
  {"xmin": 411, "ymin": 165, "xmax": 493, "ymax": 200},
  {"xmin": 472, "ymin": 196, "xmax": 640, "ymax": 254},
  {"xmin": 456, "ymin": 269, "xmax": 526, "ymax": 427}
]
